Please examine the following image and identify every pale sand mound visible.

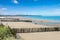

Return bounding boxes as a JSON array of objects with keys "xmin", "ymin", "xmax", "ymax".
[{"xmin": 17, "ymin": 32, "xmax": 60, "ymax": 40}]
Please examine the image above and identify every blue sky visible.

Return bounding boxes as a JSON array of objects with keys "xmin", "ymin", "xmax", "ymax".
[{"xmin": 0, "ymin": 0, "xmax": 60, "ymax": 16}]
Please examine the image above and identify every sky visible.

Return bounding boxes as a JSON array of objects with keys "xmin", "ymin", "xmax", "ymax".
[{"xmin": 0, "ymin": 0, "xmax": 60, "ymax": 16}]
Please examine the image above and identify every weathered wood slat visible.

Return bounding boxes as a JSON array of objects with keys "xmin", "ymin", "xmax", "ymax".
[{"xmin": 12, "ymin": 27, "xmax": 60, "ymax": 33}]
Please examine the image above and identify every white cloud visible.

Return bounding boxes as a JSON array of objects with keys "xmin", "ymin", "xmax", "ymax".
[
  {"xmin": 1, "ymin": 8, "xmax": 7, "ymax": 11},
  {"xmin": 0, "ymin": 8, "xmax": 8, "ymax": 15},
  {"xmin": 13, "ymin": 0, "xmax": 19, "ymax": 4}
]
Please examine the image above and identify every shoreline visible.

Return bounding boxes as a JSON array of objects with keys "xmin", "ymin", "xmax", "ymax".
[
  {"xmin": 0, "ymin": 16, "xmax": 60, "ymax": 27},
  {"xmin": 0, "ymin": 16, "xmax": 60, "ymax": 22}
]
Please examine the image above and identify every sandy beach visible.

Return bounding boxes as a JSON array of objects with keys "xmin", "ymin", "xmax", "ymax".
[
  {"xmin": 2, "ymin": 22, "xmax": 59, "ymax": 29},
  {"xmin": 1, "ymin": 22, "xmax": 60, "ymax": 40},
  {"xmin": 1, "ymin": 17, "xmax": 60, "ymax": 40},
  {"xmin": 17, "ymin": 31, "xmax": 60, "ymax": 40}
]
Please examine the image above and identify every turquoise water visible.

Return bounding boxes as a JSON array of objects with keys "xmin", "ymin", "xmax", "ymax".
[{"xmin": 19, "ymin": 15, "xmax": 60, "ymax": 21}]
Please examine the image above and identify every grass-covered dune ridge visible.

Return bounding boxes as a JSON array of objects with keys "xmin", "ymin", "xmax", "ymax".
[{"xmin": 0, "ymin": 23, "xmax": 16, "ymax": 40}]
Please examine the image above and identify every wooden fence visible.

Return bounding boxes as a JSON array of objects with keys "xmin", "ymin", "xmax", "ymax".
[{"xmin": 11, "ymin": 27, "xmax": 60, "ymax": 33}]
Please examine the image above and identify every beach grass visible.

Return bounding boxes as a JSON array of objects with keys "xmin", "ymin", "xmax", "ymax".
[{"xmin": 0, "ymin": 24, "xmax": 16, "ymax": 40}]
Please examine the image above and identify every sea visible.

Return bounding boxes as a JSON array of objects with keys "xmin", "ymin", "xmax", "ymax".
[{"xmin": 20, "ymin": 15, "xmax": 60, "ymax": 21}]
